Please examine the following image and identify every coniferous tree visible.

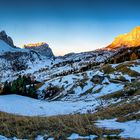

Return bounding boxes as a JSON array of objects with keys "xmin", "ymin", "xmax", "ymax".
[
  {"xmin": 2, "ymin": 75, "xmax": 37, "ymax": 98},
  {"xmin": 3, "ymin": 81, "xmax": 11, "ymax": 94},
  {"xmin": 11, "ymin": 80, "xmax": 18, "ymax": 94}
]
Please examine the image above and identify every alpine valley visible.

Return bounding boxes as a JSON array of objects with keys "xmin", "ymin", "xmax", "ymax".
[{"xmin": 0, "ymin": 27, "xmax": 140, "ymax": 140}]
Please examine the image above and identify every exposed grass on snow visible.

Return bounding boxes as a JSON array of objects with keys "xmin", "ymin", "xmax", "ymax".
[
  {"xmin": 101, "ymin": 61, "xmax": 140, "ymax": 77},
  {"xmin": 93, "ymin": 100, "xmax": 140, "ymax": 122},
  {"xmin": 117, "ymin": 113, "xmax": 140, "ymax": 122},
  {"xmin": 102, "ymin": 64, "xmax": 115, "ymax": 74},
  {"xmin": 101, "ymin": 80, "xmax": 140, "ymax": 101},
  {"xmin": 0, "ymin": 96, "xmax": 140, "ymax": 139},
  {"xmin": 100, "ymin": 90, "xmax": 124, "ymax": 100},
  {"xmin": 1, "ymin": 60, "xmax": 140, "ymax": 139},
  {"xmin": 0, "ymin": 112, "xmax": 121, "ymax": 139}
]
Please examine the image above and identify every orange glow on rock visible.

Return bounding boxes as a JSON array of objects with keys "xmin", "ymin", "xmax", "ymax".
[{"xmin": 107, "ymin": 26, "xmax": 140, "ymax": 49}]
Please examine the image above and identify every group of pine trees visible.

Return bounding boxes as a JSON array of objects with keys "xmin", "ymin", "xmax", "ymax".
[{"xmin": 2, "ymin": 75, "xmax": 37, "ymax": 98}]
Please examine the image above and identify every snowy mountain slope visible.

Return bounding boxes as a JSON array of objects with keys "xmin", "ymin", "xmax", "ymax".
[
  {"xmin": 0, "ymin": 60, "xmax": 140, "ymax": 139},
  {"xmin": 1, "ymin": 26, "xmax": 140, "ymax": 83},
  {"xmin": 0, "ymin": 29, "xmax": 140, "ymax": 139},
  {"xmin": 0, "ymin": 32, "xmax": 139, "ymax": 85},
  {"xmin": 0, "ymin": 46, "xmax": 114, "ymax": 82},
  {"xmin": 0, "ymin": 60, "xmax": 140, "ymax": 117},
  {"xmin": 0, "ymin": 40, "xmax": 18, "ymax": 53},
  {"xmin": 0, "ymin": 31, "xmax": 55, "ymax": 82},
  {"xmin": 32, "ymin": 60, "xmax": 140, "ymax": 100},
  {"xmin": 0, "ymin": 30, "xmax": 15, "ymax": 48}
]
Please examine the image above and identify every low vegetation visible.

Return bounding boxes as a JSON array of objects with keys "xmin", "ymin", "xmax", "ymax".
[
  {"xmin": 0, "ymin": 112, "xmax": 121, "ymax": 139},
  {"xmin": 1, "ymin": 75, "xmax": 37, "ymax": 98},
  {"xmin": 0, "ymin": 93, "xmax": 140, "ymax": 139}
]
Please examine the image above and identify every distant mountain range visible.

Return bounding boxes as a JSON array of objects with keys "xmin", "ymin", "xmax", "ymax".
[
  {"xmin": 1, "ymin": 26, "xmax": 140, "ymax": 56},
  {"xmin": 0, "ymin": 27, "xmax": 140, "ymax": 140},
  {"xmin": 0, "ymin": 26, "xmax": 140, "ymax": 82}
]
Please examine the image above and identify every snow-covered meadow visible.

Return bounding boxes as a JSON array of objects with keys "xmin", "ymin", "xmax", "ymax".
[{"xmin": 0, "ymin": 94, "xmax": 98, "ymax": 116}]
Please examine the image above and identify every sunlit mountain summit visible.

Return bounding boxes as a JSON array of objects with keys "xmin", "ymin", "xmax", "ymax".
[{"xmin": 107, "ymin": 26, "xmax": 140, "ymax": 49}]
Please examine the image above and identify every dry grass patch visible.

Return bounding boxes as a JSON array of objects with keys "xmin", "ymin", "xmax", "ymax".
[
  {"xmin": 35, "ymin": 82, "xmax": 45, "ymax": 90},
  {"xmin": 115, "ymin": 64, "xmax": 140, "ymax": 77},
  {"xmin": 0, "ymin": 99, "xmax": 139, "ymax": 139},
  {"xmin": 117, "ymin": 113, "xmax": 140, "ymax": 122},
  {"xmin": 101, "ymin": 64, "xmax": 115, "ymax": 74},
  {"xmin": 0, "ymin": 112, "xmax": 122, "ymax": 139},
  {"xmin": 92, "ymin": 101, "xmax": 140, "ymax": 122},
  {"xmin": 100, "ymin": 90, "xmax": 124, "ymax": 100}
]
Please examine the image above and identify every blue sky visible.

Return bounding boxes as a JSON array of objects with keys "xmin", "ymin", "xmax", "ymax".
[{"xmin": 0, "ymin": 0, "xmax": 140, "ymax": 55}]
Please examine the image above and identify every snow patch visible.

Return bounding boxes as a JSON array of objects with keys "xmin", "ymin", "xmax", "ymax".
[
  {"xmin": 130, "ymin": 65, "xmax": 140, "ymax": 73},
  {"xmin": 67, "ymin": 133, "xmax": 97, "ymax": 140},
  {"xmin": 96, "ymin": 119, "xmax": 140, "ymax": 139}
]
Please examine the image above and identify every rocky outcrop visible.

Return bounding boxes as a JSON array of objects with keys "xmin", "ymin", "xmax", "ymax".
[
  {"xmin": 23, "ymin": 42, "xmax": 54, "ymax": 58},
  {"xmin": 0, "ymin": 30, "xmax": 15, "ymax": 48},
  {"xmin": 107, "ymin": 26, "xmax": 140, "ymax": 49}
]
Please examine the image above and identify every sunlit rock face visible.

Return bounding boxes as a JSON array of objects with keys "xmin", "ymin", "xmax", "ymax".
[
  {"xmin": 107, "ymin": 26, "xmax": 140, "ymax": 49},
  {"xmin": 0, "ymin": 30, "xmax": 15, "ymax": 48},
  {"xmin": 24, "ymin": 42, "xmax": 54, "ymax": 58}
]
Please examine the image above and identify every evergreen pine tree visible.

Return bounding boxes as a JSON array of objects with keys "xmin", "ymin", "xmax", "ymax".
[{"xmin": 3, "ymin": 81, "xmax": 11, "ymax": 94}]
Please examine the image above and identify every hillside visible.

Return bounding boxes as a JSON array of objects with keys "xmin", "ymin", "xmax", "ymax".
[
  {"xmin": 0, "ymin": 40, "xmax": 16, "ymax": 53},
  {"xmin": 0, "ymin": 27, "xmax": 140, "ymax": 139},
  {"xmin": 0, "ymin": 31, "xmax": 54, "ymax": 82},
  {"xmin": 0, "ymin": 60, "xmax": 140, "ymax": 139}
]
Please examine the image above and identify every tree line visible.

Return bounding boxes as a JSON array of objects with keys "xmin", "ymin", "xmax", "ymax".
[{"xmin": 2, "ymin": 75, "xmax": 37, "ymax": 98}]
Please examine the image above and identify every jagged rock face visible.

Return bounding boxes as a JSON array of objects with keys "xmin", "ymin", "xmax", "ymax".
[
  {"xmin": 0, "ymin": 30, "xmax": 15, "ymax": 48},
  {"xmin": 24, "ymin": 42, "xmax": 54, "ymax": 58},
  {"xmin": 107, "ymin": 26, "xmax": 140, "ymax": 49}
]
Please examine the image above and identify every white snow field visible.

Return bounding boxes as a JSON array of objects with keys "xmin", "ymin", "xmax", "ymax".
[
  {"xmin": 0, "ymin": 40, "xmax": 14, "ymax": 53},
  {"xmin": 130, "ymin": 65, "xmax": 140, "ymax": 73},
  {"xmin": 0, "ymin": 94, "xmax": 100, "ymax": 116},
  {"xmin": 96, "ymin": 119, "xmax": 140, "ymax": 139},
  {"xmin": 0, "ymin": 81, "xmax": 124, "ymax": 117},
  {"xmin": 0, "ymin": 40, "xmax": 21, "ymax": 53}
]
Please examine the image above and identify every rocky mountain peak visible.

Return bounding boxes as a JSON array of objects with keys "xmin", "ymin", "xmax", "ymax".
[
  {"xmin": 107, "ymin": 26, "xmax": 140, "ymax": 49},
  {"xmin": 24, "ymin": 42, "xmax": 48, "ymax": 48},
  {"xmin": 0, "ymin": 30, "xmax": 15, "ymax": 48},
  {"xmin": 132, "ymin": 26, "xmax": 140, "ymax": 31},
  {"xmin": 23, "ymin": 42, "xmax": 54, "ymax": 58}
]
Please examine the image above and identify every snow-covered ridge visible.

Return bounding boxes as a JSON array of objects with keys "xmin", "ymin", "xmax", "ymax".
[
  {"xmin": 0, "ymin": 40, "xmax": 18, "ymax": 53},
  {"xmin": 0, "ymin": 30, "xmax": 15, "ymax": 48}
]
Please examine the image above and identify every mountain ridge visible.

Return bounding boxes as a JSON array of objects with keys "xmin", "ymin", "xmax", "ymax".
[
  {"xmin": 23, "ymin": 42, "xmax": 54, "ymax": 58},
  {"xmin": 0, "ymin": 30, "xmax": 15, "ymax": 48},
  {"xmin": 107, "ymin": 26, "xmax": 140, "ymax": 49}
]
